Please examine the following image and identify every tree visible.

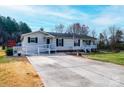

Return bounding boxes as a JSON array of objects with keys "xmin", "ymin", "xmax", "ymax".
[
  {"xmin": 108, "ymin": 26, "xmax": 123, "ymax": 51},
  {"xmin": 98, "ymin": 33, "xmax": 105, "ymax": 49},
  {"xmin": 91, "ymin": 30, "xmax": 96, "ymax": 38},
  {"xmin": 66, "ymin": 23, "xmax": 89, "ymax": 35},
  {"xmin": 0, "ymin": 15, "xmax": 32, "ymax": 46},
  {"xmin": 66, "ymin": 24, "xmax": 73, "ymax": 34},
  {"xmin": 109, "ymin": 26, "xmax": 117, "ymax": 50},
  {"xmin": 39, "ymin": 27, "xmax": 44, "ymax": 31},
  {"xmin": 55, "ymin": 24, "xmax": 64, "ymax": 33},
  {"xmin": 73, "ymin": 23, "xmax": 81, "ymax": 34},
  {"xmin": 4, "ymin": 17, "xmax": 19, "ymax": 37},
  {"xmin": 80, "ymin": 24, "xmax": 89, "ymax": 35},
  {"xmin": 17, "ymin": 22, "xmax": 31, "ymax": 42},
  {"xmin": 0, "ymin": 16, "xmax": 9, "ymax": 46},
  {"xmin": 19, "ymin": 22, "xmax": 31, "ymax": 34},
  {"xmin": 116, "ymin": 30, "xmax": 123, "ymax": 43},
  {"xmin": 103, "ymin": 30, "xmax": 109, "ymax": 48}
]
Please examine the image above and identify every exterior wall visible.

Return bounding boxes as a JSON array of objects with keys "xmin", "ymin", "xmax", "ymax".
[
  {"xmin": 21, "ymin": 32, "xmax": 46, "ymax": 46},
  {"xmin": 52, "ymin": 38, "xmax": 77, "ymax": 50},
  {"xmin": 11, "ymin": 31, "xmax": 98, "ymax": 56},
  {"xmin": 21, "ymin": 32, "xmax": 48, "ymax": 54},
  {"xmin": 51, "ymin": 38, "xmax": 94, "ymax": 50},
  {"xmin": 22, "ymin": 33, "xmax": 97, "ymax": 50},
  {"xmin": 21, "ymin": 32, "xmax": 97, "ymax": 54},
  {"xmin": 13, "ymin": 32, "xmax": 97, "ymax": 56}
]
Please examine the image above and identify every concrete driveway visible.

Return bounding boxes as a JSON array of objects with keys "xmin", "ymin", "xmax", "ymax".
[{"xmin": 27, "ymin": 54, "xmax": 124, "ymax": 87}]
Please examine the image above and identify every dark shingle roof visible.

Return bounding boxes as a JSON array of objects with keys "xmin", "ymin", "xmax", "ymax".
[{"xmin": 47, "ymin": 32, "xmax": 96, "ymax": 40}]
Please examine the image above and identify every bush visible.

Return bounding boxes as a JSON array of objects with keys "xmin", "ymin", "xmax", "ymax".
[
  {"xmin": 112, "ymin": 49, "xmax": 120, "ymax": 53},
  {"xmin": 115, "ymin": 44, "xmax": 124, "ymax": 50},
  {"xmin": 2, "ymin": 45, "xmax": 6, "ymax": 50},
  {"xmin": 6, "ymin": 48, "xmax": 13, "ymax": 56}
]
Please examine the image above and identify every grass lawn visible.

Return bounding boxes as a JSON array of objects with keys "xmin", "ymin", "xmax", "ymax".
[
  {"xmin": 0, "ymin": 49, "xmax": 44, "ymax": 87},
  {"xmin": 87, "ymin": 51, "xmax": 124, "ymax": 65}
]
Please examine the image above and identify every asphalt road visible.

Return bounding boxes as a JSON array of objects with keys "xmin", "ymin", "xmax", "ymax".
[{"xmin": 27, "ymin": 54, "xmax": 124, "ymax": 87}]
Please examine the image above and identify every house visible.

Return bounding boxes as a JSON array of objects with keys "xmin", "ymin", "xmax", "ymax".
[{"xmin": 13, "ymin": 30, "xmax": 97, "ymax": 56}]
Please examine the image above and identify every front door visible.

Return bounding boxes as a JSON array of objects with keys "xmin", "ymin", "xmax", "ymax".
[{"xmin": 46, "ymin": 38, "xmax": 50, "ymax": 44}]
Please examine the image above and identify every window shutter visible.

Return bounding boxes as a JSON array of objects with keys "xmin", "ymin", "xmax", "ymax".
[
  {"xmin": 28, "ymin": 37, "xmax": 30, "ymax": 43},
  {"xmin": 56, "ymin": 39, "xmax": 58, "ymax": 46},
  {"xmin": 35, "ymin": 37, "xmax": 38, "ymax": 43},
  {"xmin": 78, "ymin": 39, "xmax": 80, "ymax": 46},
  {"xmin": 62, "ymin": 39, "xmax": 64, "ymax": 46},
  {"xmin": 89, "ymin": 40, "xmax": 91, "ymax": 45}
]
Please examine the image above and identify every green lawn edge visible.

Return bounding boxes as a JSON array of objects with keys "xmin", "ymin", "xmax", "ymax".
[{"xmin": 87, "ymin": 52, "xmax": 124, "ymax": 65}]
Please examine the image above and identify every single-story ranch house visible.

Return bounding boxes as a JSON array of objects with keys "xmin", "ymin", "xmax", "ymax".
[{"xmin": 13, "ymin": 30, "xmax": 97, "ymax": 56}]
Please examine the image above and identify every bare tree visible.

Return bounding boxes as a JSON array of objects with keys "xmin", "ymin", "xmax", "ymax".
[
  {"xmin": 80, "ymin": 24, "xmax": 89, "ymax": 35},
  {"xmin": 108, "ymin": 25, "xmax": 123, "ymax": 50},
  {"xmin": 91, "ymin": 30, "xmax": 97, "ymax": 38},
  {"xmin": 103, "ymin": 30, "xmax": 109, "ymax": 46},
  {"xmin": 73, "ymin": 23, "xmax": 81, "ymax": 35},
  {"xmin": 66, "ymin": 23, "xmax": 89, "ymax": 35},
  {"xmin": 66, "ymin": 23, "xmax": 81, "ymax": 34},
  {"xmin": 109, "ymin": 26, "xmax": 117, "ymax": 50},
  {"xmin": 55, "ymin": 24, "xmax": 64, "ymax": 33},
  {"xmin": 98, "ymin": 33, "xmax": 105, "ymax": 49},
  {"xmin": 66, "ymin": 25, "xmax": 73, "ymax": 33},
  {"xmin": 116, "ymin": 30, "xmax": 123, "ymax": 43},
  {"xmin": 66, "ymin": 24, "xmax": 78, "ymax": 43}
]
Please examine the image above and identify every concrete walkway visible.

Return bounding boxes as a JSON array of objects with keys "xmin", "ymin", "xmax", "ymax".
[{"xmin": 27, "ymin": 54, "xmax": 124, "ymax": 87}]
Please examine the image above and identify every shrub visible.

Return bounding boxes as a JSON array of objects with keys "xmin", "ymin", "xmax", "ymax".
[
  {"xmin": 2, "ymin": 45, "xmax": 6, "ymax": 50},
  {"xmin": 115, "ymin": 44, "xmax": 124, "ymax": 50},
  {"xmin": 6, "ymin": 48, "xmax": 13, "ymax": 56},
  {"xmin": 112, "ymin": 49, "xmax": 120, "ymax": 53}
]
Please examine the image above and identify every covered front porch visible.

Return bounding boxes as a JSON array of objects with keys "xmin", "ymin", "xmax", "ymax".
[{"xmin": 13, "ymin": 43, "xmax": 97, "ymax": 56}]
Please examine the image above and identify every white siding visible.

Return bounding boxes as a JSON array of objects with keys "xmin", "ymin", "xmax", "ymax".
[
  {"xmin": 22, "ymin": 32, "xmax": 46, "ymax": 46},
  {"xmin": 52, "ymin": 38, "xmax": 83, "ymax": 50},
  {"xmin": 12, "ymin": 31, "xmax": 98, "ymax": 56},
  {"xmin": 21, "ymin": 32, "xmax": 97, "ymax": 52}
]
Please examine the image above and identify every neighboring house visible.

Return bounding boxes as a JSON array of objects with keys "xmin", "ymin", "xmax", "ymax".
[{"xmin": 13, "ymin": 30, "xmax": 97, "ymax": 56}]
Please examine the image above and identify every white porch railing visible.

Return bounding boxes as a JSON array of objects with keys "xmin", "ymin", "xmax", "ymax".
[
  {"xmin": 13, "ymin": 44, "xmax": 55, "ymax": 56},
  {"xmin": 81, "ymin": 45, "xmax": 97, "ymax": 52},
  {"xmin": 82, "ymin": 45, "xmax": 97, "ymax": 49},
  {"xmin": 13, "ymin": 44, "xmax": 97, "ymax": 56}
]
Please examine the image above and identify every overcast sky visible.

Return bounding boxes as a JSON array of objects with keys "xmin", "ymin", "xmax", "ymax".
[{"xmin": 0, "ymin": 5, "xmax": 124, "ymax": 35}]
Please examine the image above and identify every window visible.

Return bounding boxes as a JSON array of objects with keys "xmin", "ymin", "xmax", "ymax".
[
  {"xmin": 56, "ymin": 38, "xmax": 64, "ymax": 46},
  {"xmin": 87, "ymin": 40, "xmax": 91, "ymax": 45},
  {"xmin": 93, "ymin": 41, "xmax": 95, "ymax": 45},
  {"xmin": 28, "ymin": 37, "xmax": 38, "ymax": 43},
  {"xmin": 83, "ymin": 40, "xmax": 91, "ymax": 45},
  {"xmin": 74, "ymin": 39, "xmax": 80, "ymax": 46}
]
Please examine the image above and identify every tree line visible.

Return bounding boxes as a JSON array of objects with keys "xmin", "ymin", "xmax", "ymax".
[
  {"xmin": 0, "ymin": 15, "xmax": 32, "ymax": 46},
  {"xmin": 54, "ymin": 24, "xmax": 124, "ymax": 52},
  {"xmin": 54, "ymin": 23, "xmax": 89, "ymax": 35},
  {"xmin": 97, "ymin": 26, "xmax": 124, "ymax": 52}
]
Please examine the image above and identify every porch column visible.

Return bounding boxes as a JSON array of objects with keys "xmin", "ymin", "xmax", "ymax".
[
  {"xmin": 48, "ymin": 49, "xmax": 50, "ymax": 54},
  {"xmin": 12, "ymin": 47, "xmax": 15, "ymax": 56},
  {"xmin": 38, "ymin": 47, "xmax": 40, "ymax": 55},
  {"xmin": 25, "ymin": 47, "xmax": 27, "ymax": 55}
]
